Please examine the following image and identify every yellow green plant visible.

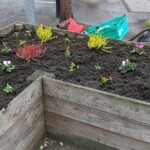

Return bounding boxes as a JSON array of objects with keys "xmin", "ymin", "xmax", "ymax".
[
  {"xmin": 144, "ymin": 19, "xmax": 150, "ymax": 27},
  {"xmin": 36, "ymin": 23, "xmax": 56, "ymax": 43},
  {"xmin": 87, "ymin": 34, "xmax": 111, "ymax": 53}
]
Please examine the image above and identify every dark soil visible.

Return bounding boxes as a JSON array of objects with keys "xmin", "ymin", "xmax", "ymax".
[{"xmin": 0, "ymin": 29, "xmax": 150, "ymax": 110}]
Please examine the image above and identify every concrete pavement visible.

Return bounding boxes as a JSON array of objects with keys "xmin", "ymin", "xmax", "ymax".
[{"xmin": 0, "ymin": 0, "xmax": 150, "ymax": 39}]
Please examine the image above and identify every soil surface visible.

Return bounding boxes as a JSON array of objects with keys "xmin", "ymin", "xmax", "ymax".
[{"xmin": 0, "ymin": 28, "xmax": 150, "ymax": 110}]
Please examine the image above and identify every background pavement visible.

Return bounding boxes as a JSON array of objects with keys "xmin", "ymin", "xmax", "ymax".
[{"xmin": 0, "ymin": 0, "xmax": 150, "ymax": 39}]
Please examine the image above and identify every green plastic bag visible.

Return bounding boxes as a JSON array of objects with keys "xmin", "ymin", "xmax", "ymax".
[{"xmin": 83, "ymin": 15, "xmax": 128, "ymax": 40}]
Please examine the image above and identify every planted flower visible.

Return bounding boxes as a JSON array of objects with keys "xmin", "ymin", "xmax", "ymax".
[
  {"xmin": 100, "ymin": 76, "xmax": 112, "ymax": 86},
  {"xmin": 64, "ymin": 37, "xmax": 71, "ymax": 42},
  {"xmin": 16, "ymin": 44, "xmax": 47, "ymax": 62},
  {"xmin": 95, "ymin": 64, "xmax": 101, "ymax": 71},
  {"xmin": 14, "ymin": 32, "xmax": 19, "ymax": 38},
  {"xmin": 26, "ymin": 30, "xmax": 32, "ymax": 36},
  {"xmin": 1, "ymin": 61, "xmax": 15, "ymax": 73},
  {"xmin": 0, "ymin": 42, "xmax": 11, "ymax": 54},
  {"xmin": 3, "ymin": 83, "xmax": 14, "ymax": 94},
  {"xmin": 65, "ymin": 47, "xmax": 71, "ymax": 57},
  {"xmin": 69, "ymin": 62, "xmax": 79, "ymax": 72},
  {"xmin": 87, "ymin": 34, "xmax": 111, "ymax": 53},
  {"xmin": 36, "ymin": 23, "xmax": 57, "ymax": 43},
  {"xmin": 130, "ymin": 44, "xmax": 146, "ymax": 55},
  {"xmin": 19, "ymin": 40, "xmax": 26, "ymax": 46},
  {"xmin": 119, "ymin": 59, "xmax": 137, "ymax": 74}
]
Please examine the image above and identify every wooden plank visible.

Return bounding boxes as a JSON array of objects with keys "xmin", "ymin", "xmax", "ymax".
[
  {"xmin": 0, "ymin": 77, "xmax": 42, "ymax": 136},
  {"xmin": 44, "ymin": 95, "xmax": 150, "ymax": 143},
  {"xmin": 14, "ymin": 115, "xmax": 45, "ymax": 150},
  {"xmin": 0, "ymin": 97, "xmax": 44, "ymax": 149},
  {"xmin": 0, "ymin": 77, "xmax": 44, "ymax": 149},
  {"xmin": 43, "ymin": 78, "xmax": 150, "ymax": 124},
  {"xmin": 46, "ymin": 112, "xmax": 150, "ymax": 150},
  {"xmin": 47, "ymin": 128, "xmax": 117, "ymax": 150},
  {"xmin": 0, "ymin": 23, "xmax": 15, "ymax": 37}
]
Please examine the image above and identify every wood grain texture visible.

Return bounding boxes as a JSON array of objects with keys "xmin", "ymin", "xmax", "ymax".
[
  {"xmin": 44, "ymin": 95, "xmax": 150, "ymax": 143},
  {"xmin": 0, "ymin": 23, "xmax": 15, "ymax": 37},
  {"xmin": 0, "ymin": 77, "xmax": 45, "ymax": 150},
  {"xmin": 46, "ymin": 112, "xmax": 150, "ymax": 150},
  {"xmin": 43, "ymin": 78, "xmax": 150, "ymax": 124}
]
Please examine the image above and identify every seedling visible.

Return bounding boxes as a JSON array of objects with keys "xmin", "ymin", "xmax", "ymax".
[
  {"xmin": 0, "ymin": 42, "xmax": 11, "ymax": 54},
  {"xmin": 100, "ymin": 76, "xmax": 112, "ymax": 86},
  {"xmin": 26, "ymin": 30, "xmax": 32, "ymax": 36},
  {"xmin": 19, "ymin": 40, "xmax": 26, "ymax": 46},
  {"xmin": 1, "ymin": 61, "xmax": 15, "ymax": 73},
  {"xmin": 65, "ymin": 47, "xmax": 71, "ymax": 57},
  {"xmin": 14, "ymin": 32, "xmax": 19, "ymax": 38},
  {"xmin": 119, "ymin": 59, "xmax": 137, "ymax": 74},
  {"xmin": 95, "ymin": 64, "xmax": 101, "ymax": 71},
  {"xmin": 64, "ymin": 37, "xmax": 71, "ymax": 42},
  {"xmin": 3, "ymin": 83, "xmax": 14, "ymax": 93},
  {"xmin": 88, "ymin": 34, "xmax": 111, "ymax": 53},
  {"xmin": 130, "ymin": 44, "xmax": 146, "ymax": 55},
  {"xmin": 69, "ymin": 62, "xmax": 79, "ymax": 72}
]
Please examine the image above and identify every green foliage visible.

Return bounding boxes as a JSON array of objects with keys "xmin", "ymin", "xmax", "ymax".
[
  {"xmin": 144, "ymin": 19, "xmax": 150, "ymax": 27},
  {"xmin": 0, "ymin": 42, "xmax": 11, "ymax": 54},
  {"xmin": 26, "ymin": 30, "xmax": 32, "ymax": 36},
  {"xmin": 95, "ymin": 64, "xmax": 101, "ymax": 71},
  {"xmin": 1, "ymin": 61, "xmax": 15, "ymax": 73},
  {"xmin": 131, "ymin": 48, "xmax": 146, "ymax": 55},
  {"xmin": 3, "ymin": 83, "xmax": 14, "ymax": 93},
  {"xmin": 65, "ymin": 47, "xmax": 71, "ymax": 57},
  {"xmin": 36, "ymin": 24, "xmax": 57, "ymax": 43},
  {"xmin": 100, "ymin": 76, "xmax": 112, "ymax": 86},
  {"xmin": 69, "ymin": 62, "xmax": 79, "ymax": 72},
  {"xmin": 64, "ymin": 37, "xmax": 71, "ymax": 42},
  {"xmin": 19, "ymin": 40, "xmax": 26, "ymax": 46},
  {"xmin": 88, "ymin": 34, "xmax": 111, "ymax": 53},
  {"xmin": 130, "ymin": 44, "xmax": 146, "ymax": 55},
  {"xmin": 14, "ymin": 32, "xmax": 19, "ymax": 38},
  {"xmin": 119, "ymin": 59, "xmax": 137, "ymax": 74}
]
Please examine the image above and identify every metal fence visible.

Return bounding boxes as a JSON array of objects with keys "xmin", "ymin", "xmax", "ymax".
[{"xmin": 0, "ymin": 0, "xmax": 57, "ymax": 28}]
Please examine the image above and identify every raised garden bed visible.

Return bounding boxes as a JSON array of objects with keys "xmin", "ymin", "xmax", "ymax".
[{"xmin": 0, "ymin": 23, "xmax": 150, "ymax": 150}]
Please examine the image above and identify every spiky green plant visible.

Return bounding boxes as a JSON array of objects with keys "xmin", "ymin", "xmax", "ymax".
[
  {"xmin": 36, "ymin": 23, "xmax": 57, "ymax": 43},
  {"xmin": 88, "ymin": 34, "xmax": 111, "ymax": 53}
]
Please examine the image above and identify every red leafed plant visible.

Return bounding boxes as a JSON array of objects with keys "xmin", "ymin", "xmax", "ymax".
[{"xmin": 16, "ymin": 44, "xmax": 47, "ymax": 62}]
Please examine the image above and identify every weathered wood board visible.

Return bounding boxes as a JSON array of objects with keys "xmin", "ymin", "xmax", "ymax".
[
  {"xmin": 43, "ymin": 78, "xmax": 150, "ymax": 150},
  {"xmin": 0, "ymin": 77, "xmax": 45, "ymax": 150}
]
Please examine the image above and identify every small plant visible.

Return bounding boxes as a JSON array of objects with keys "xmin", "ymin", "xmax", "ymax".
[
  {"xmin": 1, "ymin": 61, "xmax": 15, "ymax": 73},
  {"xmin": 16, "ymin": 44, "xmax": 47, "ymax": 62},
  {"xmin": 3, "ymin": 83, "xmax": 14, "ymax": 93},
  {"xmin": 119, "ymin": 59, "xmax": 137, "ymax": 74},
  {"xmin": 88, "ymin": 34, "xmax": 111, "ymax": 53},
  {"xmin": 130, "ymin": 44, "xmax": 146, "ymax": 55},
  {"xmin": 26, "ymin": 30, "xmax": 32, "ymax": 36},
  {"xmin": 0, "ymin": 42, "xmax": 11, "ymax": 54},
  {"xmin": 14, "ymin": 32, "xmax": 19, "ymax": 38},
  {"xmin": 36, "ymin": 23, "xmax": 57, "ymax": 43},
  {"xmin": 69, "ymin": 62, "xmax": 79, "ymax": 72},
  {"xmin": 95, "ymin": 64, "xmax": 101, "ymax": 71},
  {"xmin": 65, "ymin": 47, "xmax": 71, "ymax": 57},
  {"xmin": 64, "ymin": 37, "xmax": 71, "ymax": 42},
  {"xmin": 100, "ymin": 76, "xmax": 112, "ymax": 86},
  {"xmin": 19, "ymin": 40, "xmax": 26, "ymax": 46}
]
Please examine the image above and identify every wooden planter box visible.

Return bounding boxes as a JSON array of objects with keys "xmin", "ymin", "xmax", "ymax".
[{"xmin": 0, "ymin": 23, "xmax": 150, "ymax": 150}]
